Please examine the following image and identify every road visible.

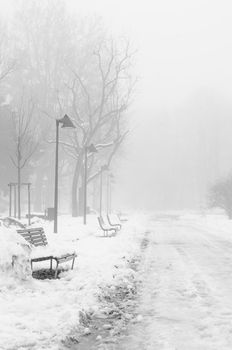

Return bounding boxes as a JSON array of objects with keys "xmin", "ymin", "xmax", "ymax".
[{"xmin": 118, "ymin": 218, "xmax": 232, "ymax": 350}]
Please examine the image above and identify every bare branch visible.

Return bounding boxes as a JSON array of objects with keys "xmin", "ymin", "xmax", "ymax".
[{"xmin": 87, "ymin": 130, "xmax": 129, "ymax": 183}]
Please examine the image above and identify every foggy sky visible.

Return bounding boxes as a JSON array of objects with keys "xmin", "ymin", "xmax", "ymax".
[
  {"xmin": 104, "ymin": 0, "xmax": 232, "ymax": 211},
  {"xmin": 3, "ymin": 0, "xmax": 232, "ymax": 211}
]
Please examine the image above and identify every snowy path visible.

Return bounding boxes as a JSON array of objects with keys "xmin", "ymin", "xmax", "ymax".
[
  {"xmin": 118, "ymin": 218, "xmax": 232, "ymax": 350},
  {"xmin": 0, "ymin": 214, "xmax": 147, "ymax": 350}
]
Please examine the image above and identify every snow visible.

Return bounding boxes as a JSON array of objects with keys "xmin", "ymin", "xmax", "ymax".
[
  {"xmin": 0, "ymin": 226, "xmax": 31, "ymax": 286},
  {"xmin": 3, "ymin": 210, "xmax": 232, "ymax": 349},
  {"xmin": 0, "ymin": 212, "xmax": 147, "ymax": 350},
  {"xmin": 120, "ymin": 212, "xmax": 232, "ymax": 350},
  {"xmin": 30, "ymin": 241, "xmax": 77, "ymax": 260}
]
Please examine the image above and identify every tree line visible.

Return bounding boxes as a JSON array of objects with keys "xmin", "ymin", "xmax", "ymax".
[{"xmin": 0, "ymin": 0, "xmax": 135, "ymax": 217}]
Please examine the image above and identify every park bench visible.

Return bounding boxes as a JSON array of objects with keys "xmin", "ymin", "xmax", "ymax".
[
  {"xmin": 97, "ymin": 216, "xmax": 117, "ymax": 237},
  {"xmin": 107, "ymin": 214, "xmax": 122, "ymax": 231},
  {"xmin": 17, "ymin": 227, "xmax": 77, "ymax": 279},
  {"xmin": 118, "ymin": 212, "xmax": 128, "ymax": 222},
  {"xmin": 0, "ymin": 216, "xmax": 26, "ymax": 228}
]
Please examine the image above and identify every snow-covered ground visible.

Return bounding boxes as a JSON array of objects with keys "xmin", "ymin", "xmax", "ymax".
[
  {"xmin": 3, "ymin": 210, "xmax": 232, "ymax": 350},
  {"xmin": 0, "ymin": 213, "xmax": 149, "ymax": 350},
  {"xmin": 119, "ymin": 212, "xmax": 232, "ymax": 350}
]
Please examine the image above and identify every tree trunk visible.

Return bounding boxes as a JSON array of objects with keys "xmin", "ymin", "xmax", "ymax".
[
  {"xmin": 78, "ymin": 167, "xmax": 86, "ymax": 216},
  {"xmin": 34, "ymin": 170, "xmax": 44, "ymax": 212},
  {"xmin": 17, "ymin": 166, "xmax": 21, "ymax": 219},
  {"xmin": 227, "ymin": 208, "xmax": 232, "ymax": 220},
  {"xmin": 92, "ymin": 176, "xmax": 100, "ymax": 213},
  {"xmin": 72, "ymin": 157, "xmax": 82, "ymax": 217},
  {"xmin": 78, "ymin": 186, "xmax": 84, "ymax": 216}
]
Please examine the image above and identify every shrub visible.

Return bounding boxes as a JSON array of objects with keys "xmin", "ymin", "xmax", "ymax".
[{"xmin": 209, "ymin": 174, "xmax": 232, "ymax": 219}]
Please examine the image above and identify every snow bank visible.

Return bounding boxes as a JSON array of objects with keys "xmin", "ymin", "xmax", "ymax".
[
  {"xmin": 31, "ymin": 240, "xmax": 77, "ymax": 260},
  {"xmin": 0, "ymin": 227, "xmax": 31, "ymax": 286},
  {"xmin": 0, "ymin": 212, "xmax": 149, "ymax": 350},
  {"xmin": 179, "ymin": 210, "xmax": 232, "ymax": 240}
]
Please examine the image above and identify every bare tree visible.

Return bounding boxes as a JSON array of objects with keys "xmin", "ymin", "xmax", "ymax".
[
  {"xmin": 0, "ymin": 25, "xmax": 15, "ymax": 84},
  {"xmin": 10, "ymin": 96, "xmax": 39, "ymax": 219},
  {"xmin": 7, "ymin": 0, "xmax": 72, "ymax": 211},
  {"xmin": 9, "ymin": 2, "xmax": 136, "ymax": 215},
  {"xmin": 62, "ymin": 38, "xmax": 135, "ymax": 216},
  {"xmin": 208, "ymin": 174, "xmax": 232, "ymax": 219}
]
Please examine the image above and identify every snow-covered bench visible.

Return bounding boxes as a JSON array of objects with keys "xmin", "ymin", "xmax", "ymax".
[
  {"xmin": 97, "ymin": 216, "xmax": 117, "ymax": 237},
  {"xmin": 107, "ymin": 214, "xmax": 122, "ymax": 231},
  {"xmin": 118, "ymin": 212, "xmax": 128, "ymax": 222},
  {"xmin": 17, "ymin": 227, "xmax": 77, "ymax": 278},
  {"xmin": 1, "ymin": 217, "xmax": 26, "ymax": 229}
]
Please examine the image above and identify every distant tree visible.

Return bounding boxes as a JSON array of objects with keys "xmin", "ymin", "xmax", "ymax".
[
  {"xmin": 208, "ymin": 174, "xmax": 232, "ymax": 219},
  {"xmin": 8, "ymin": 0, "xmax": 73, "ymax": 211},
  {"xmin": 64, "ymin": 38, "xmax": 135, "ymax": 216},
  {"xmin": 8, "ymin": 1, "xmax": 136, "ymax": 216},
  {"xmin": 9, "ymin": 95, "xmax": 39, "ymax": 219},
  {"xmin": 0, "ymin": 21, "xmax": 15, "ymax": 88}
]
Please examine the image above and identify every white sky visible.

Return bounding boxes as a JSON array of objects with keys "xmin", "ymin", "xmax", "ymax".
[
  {"xmin": 69, "ymin": 0, "xmax": 232, "ymax": 104},
  {"xmin": 3, "ymin": 0, "xmax": 232, "ymax": 210},
  {"xmin": 3, "ymin": 0, "xmax": 232, "ymax": 108},
  {"xmin": 68, "ymin": 0, "xmax": 232, "ymax": 210}
]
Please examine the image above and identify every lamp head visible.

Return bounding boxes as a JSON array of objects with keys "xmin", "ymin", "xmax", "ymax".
[
  {"xmin": 58, "ymin": 114, "xmax": 76, "ymax": 128},
  {"xmin": 87, "ymin": 143, "xmax": 98, "ymax": 153},
  {"xmin": 101, "ymin": 164, "xmax": 108, "ymax": 171},
  {"xmin": 109, "ymin": 173, "xmax": 116, "ymax": 184}
]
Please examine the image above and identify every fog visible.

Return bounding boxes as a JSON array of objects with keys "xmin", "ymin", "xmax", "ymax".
[
  {"xmin": 73, "ymin": 0, "xmax": 232, "ymax": 211},
  {"xmin": 1, "ymin": 0, "xmax": 232, "ymax": 213},
  {"xmin": 2, "ymin": 2, "xmax": 232, "ymax": 347}
]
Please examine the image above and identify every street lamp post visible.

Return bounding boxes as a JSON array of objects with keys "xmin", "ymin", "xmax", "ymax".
[
  {"xmin": 54, "ymin": 114, "xmax": 75, "ymax": 233},
  {"xmin": 99, "ymin": 165, "xmax": 108, "ymax": 217},
  {"xmin": 107, "ymin": 173, "xmax": 114, "ymax": 214},
  {"xmin": 27, "ymin": 183, "xmax": 31, "ymax": 226},
  {"xmin": 83, "ymin": 144, "xmax": 98, "ymax": 225},
  {"xmin": 8, "ymin": 183, "xmax": 12, "ymax": 217},
  {"xmin": 107, "ymin": 173, "xmax": 110, "ymax": 214},
  {"xmin": 14, "ymin": 184, "xmax": 17, "ymax": 218}
]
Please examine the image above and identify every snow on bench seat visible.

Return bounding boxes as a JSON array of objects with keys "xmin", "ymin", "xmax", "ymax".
[{"xmin": 17, "ymin": 227, "xmax": 77, "ymax": 278}]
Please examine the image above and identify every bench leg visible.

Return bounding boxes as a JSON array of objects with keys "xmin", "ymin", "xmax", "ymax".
[
  {"xmin": 50, "ymin": 258, "xmax": 53, "ymax": 271},
  {"xmin": 54, "ymin": 260, "xmax": 59, "ymax": 279},
  {"xmin": 71, "ymin": 257, "xmax": 75, "ymax": 270},
  {"xmin": 31, "ymin": 260, "xmax": 33, "ymax": 270}
]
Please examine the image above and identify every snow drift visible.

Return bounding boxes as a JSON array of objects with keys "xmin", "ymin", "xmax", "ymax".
[{"xmin": 0, "ymin": 227, "xmax": 31, "ymax": 286}]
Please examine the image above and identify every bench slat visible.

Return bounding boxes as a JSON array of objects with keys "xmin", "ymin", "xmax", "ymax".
[
  {"xmin": 21, "ymin": 234, "xmax": 47, "ymax": 242},
  {"xmin": 21, "ymin": 233, "xmax": 47, "ymax": 240},
  {"xmin": 54, "ymin": 255, "xmax": 76, "ymax": 263},
  {"xmin": 18, "ymin": 228, "xmax": 48, "ymax": 247},
  {"xmin": 17, "ymin": 227, "xmax": 44, "ymax": 233},
  {"xmin": 20, "ymin": 232, "xmax": 46, "ymax": 237},
  {"xmin": 20, "ymin": 231, "xmax": 44, "ymax": 235},
  {"xmin": 98, "ymin": 217, "xmax": 117, "ymax": 233},
  {"xmin": 28, "ymin": 240, "xmax": 47, "ymax": 246},
  {"xmin": 17, "ymin": 227, "xmax": 77, "ymax": 278},
  {"xmin": 31, "ymin": 242, "xmax": 47, "ymax": 247},
  {"xmin": 32, "ymin": 256, "xmax": 53, "ymax": 262}
]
